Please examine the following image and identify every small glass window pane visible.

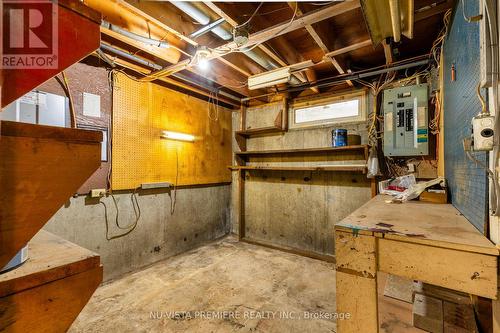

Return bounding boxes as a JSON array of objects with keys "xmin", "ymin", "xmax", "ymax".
[{"xmin": 295, "ymin": 99, "xmax": 359, "ymax": 124}]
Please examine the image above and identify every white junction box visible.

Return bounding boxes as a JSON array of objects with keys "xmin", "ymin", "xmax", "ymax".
[
  {"xmin": 472, "ymin": 114, "xmax": 495, "ymax": 151},
  {"xmin": 383, "ymin": 84, "xmax": 429, "ymax": 156}
]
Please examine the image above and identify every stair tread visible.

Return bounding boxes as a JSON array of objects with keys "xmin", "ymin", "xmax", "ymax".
[
  {"xmin": 1, "ymin": 121, "xmax": 102, "ymax": 143},
  {"xmin": 0, "ymin": 230, "xmax": 100, "ymax": 298}
]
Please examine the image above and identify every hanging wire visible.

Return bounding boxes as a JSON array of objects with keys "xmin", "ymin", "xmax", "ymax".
[
  {"xmin": 101, "ymin": 187, "xmax": 142, "ymax": 240},
  {"xmin": 241, "ymin": 6, "xmax": 290, "ymax": 17},
  {"xmin": 236, "ymin": 2, "xmax": 263, "ymax": 28},
  {"xmin": 209, "ymin": 1, "xmax": 299, "ymax": 58},
  {"xmin": 170, "ymin": 149, "xmax": 179, "ymax": 215}
]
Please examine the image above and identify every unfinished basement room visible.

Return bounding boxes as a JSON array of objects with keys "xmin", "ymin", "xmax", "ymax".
[{"xmin": 4, "ymin": 0, "xmax": 500, "ymax": 332}]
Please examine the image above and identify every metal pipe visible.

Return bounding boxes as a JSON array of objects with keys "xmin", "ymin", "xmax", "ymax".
[
  {"xmin": 99, "ymin": 44, "xmax": 241, "ymax": 103},
  {"xmin": 102, "ymin": 21, "xmax": 169, "ymax": 48},
  {"xmin": 170, "ymin": 2, "xmax": 232, "ymax": 41},
  {"xmin": 101, "ymin": 44, "xmax": 163, "ymax": 70},
  {"xmin": 170, "ymin": 1, "xmax": 284, "ymax": 72},
  {"xmin": 96, "ymin": 49, "xmax": 116, "ymax": 68},
  {"xmin": 388, "ymin": 0, "xmax": 401, "ymax": 43},
  {"xmin": 138, "ymin": 59, "xmax": 192, "ymax": 82},
  {"xmin": 242, "ymin": 56, "xmax": 430, "ymax": 101},
  {"xmin": 189, "ymin": 18, "xmax": 226, "ymax": 39}
]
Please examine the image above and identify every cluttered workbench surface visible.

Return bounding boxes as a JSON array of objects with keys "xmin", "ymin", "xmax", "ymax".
[{"xmin": 336, "ymin": 194, "xmax": 498, "ymax": 255}]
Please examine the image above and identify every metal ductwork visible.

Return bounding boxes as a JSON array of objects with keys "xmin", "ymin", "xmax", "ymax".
[
  {"xmin": 101, "ymin": 20, "xmax": 170, "ymax": 48},
  {"xmin": 99, "ymin": 44, "xmax": 241, "ymax": 103},
  {"xmin": 360, "ymin": 0, "xmax": 414, "ymax": 46},
  {"xmin": 170, "ymin": 2, "xmax": 232, "ymax": 41},
  {"xmin": 170, "ymin": 1, "xmax": 281, "ymax": 71}
]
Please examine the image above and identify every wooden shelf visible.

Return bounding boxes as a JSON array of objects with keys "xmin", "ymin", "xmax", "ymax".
[
  {"xmin": 229, "ymin": 165, "xmax": 367, "ymax": 173},
  {"xmin": 0, "ymin": 230, "xmax": 102, "ymax": 332},
  {"xmin": 235, "ymin": 126, "xmax": 286, "ymax": 137},
  {"xmin": 235, "ymin": 145, "xmax": 369, "ymax": 157}
]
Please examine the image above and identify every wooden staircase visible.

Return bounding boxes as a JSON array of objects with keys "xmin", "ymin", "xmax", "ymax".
[
  {"xmin": 0, "ymin": 0, "xmax": 105, "ymax": 331},
  {"xmin": 0, "ymin": 121, "xmax": 102, "ymax": 269}
]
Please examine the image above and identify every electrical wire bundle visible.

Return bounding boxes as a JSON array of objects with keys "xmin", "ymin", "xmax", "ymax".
[{"xmin": 356, "ymin": 71, "xmax": 396, "ymax": 147}]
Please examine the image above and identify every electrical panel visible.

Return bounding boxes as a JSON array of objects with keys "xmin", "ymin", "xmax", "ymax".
[{"xmin": 383, "ymin": 84, "xmax": 429, "ymax": 156}]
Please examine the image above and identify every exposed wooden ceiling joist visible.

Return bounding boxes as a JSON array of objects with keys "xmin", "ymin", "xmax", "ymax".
[
  {"xmin": 98, "ymin": 53, "xmax": 241, "ymax": 107},
  {"xmin": 101, "ymin": 27, "xmax": 181, "ymax": 65},
  {"xmin": 85, "ymin": 0, "xmax": 262, "ymax": 97},
  {"xmin": 212, "ymin": 1, "xmax": 361, "ymax": 55},
  {"xmin": 324, "ymin": 39, "xmax": 372, "ymax": 58},
  {"xmin": 204, "ymin": 1, "xmax": 319, "ymax": 92},
  {"xmin": 415, "ymin": 0, "xmax": 453, "ymax": 22},
  {"xmin": 287, "ymin": 2, "xmax": 354, "ymax": 87},
  {"xmin": 203, "ymin": 1, "xmax": 288, "ymax": 68}
]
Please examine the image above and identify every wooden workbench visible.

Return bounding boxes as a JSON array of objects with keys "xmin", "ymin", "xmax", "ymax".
[{"xmin": 334, "ymin": 195, "xmax": 500, "ymax": 333}]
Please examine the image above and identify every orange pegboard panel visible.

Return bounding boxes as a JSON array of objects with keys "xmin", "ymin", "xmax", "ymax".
[{"xmin": 111, "ymin": 73, "xmax": 232, "ymax": 190}]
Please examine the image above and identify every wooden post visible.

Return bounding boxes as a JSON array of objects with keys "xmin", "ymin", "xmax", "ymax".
[
  {"xmin": 238, "ymin": 169, "xmax": 246, "ymax": 240},
  {"xmin": 335, "ymin": 230, "xmax": 379, "ymax": 332},
  {"xmin": 493, "ymin": 286, "xmax": 500, "ymax": 332}
]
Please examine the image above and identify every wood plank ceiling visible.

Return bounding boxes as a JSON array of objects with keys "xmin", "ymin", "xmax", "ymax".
[{"xmin": 83, "ymin": 0, "xmax": 455, "ymax": 104}]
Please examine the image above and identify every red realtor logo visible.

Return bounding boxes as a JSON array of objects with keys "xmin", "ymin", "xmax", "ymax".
[{"xmin": 2, "ymin": 0, "xmax": 58, "ymax": 69}]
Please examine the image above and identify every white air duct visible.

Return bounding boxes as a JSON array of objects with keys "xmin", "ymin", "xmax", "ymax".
[{"xmin": 248, "ymin": 67, "xmax": 291, "ymax": 90}]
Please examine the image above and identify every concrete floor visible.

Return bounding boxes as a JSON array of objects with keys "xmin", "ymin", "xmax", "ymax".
[{"xmin": 70, "ymin": 236, "xmax": 421, "ymax": 333}]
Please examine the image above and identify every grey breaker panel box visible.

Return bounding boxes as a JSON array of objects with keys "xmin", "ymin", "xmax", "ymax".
[{"xmin": 383, "ymin": 83, "xmax": 429, "ymax": 156}]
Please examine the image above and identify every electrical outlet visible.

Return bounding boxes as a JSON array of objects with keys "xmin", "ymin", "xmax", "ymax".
[
  {"xmin": 407, "ymin": 163, "xmax": 416, "ymax": 173},
  {"xmin": 90, "ymin": 189, "xmax": 106, "ymax": 198}
]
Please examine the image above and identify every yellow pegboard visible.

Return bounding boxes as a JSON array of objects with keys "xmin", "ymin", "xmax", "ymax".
[{"xmin": 112, "ymin": 73, "xmax": 232, "ymax": 190}]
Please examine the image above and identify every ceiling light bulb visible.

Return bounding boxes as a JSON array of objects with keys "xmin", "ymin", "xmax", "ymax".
[{"xmin": 198, "ymin": 57, "xmax": 210, "ymax": 71}]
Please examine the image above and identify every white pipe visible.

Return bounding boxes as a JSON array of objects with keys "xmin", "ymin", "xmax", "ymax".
[
  {"xmin": 170, "ymin": 1, "xmax": 284, "ymax": 72},
  {"xmin": 102, "ymin": 21, "xmax": 169, "ymax": 48},
  {"xmin": 170, "ymin": 2, "xmax": 232, "ymax": 40}
]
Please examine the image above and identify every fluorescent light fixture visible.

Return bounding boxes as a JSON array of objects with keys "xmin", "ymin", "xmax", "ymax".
[
  {"xmin": 161, "ymin": 131, "xmax": 195, "ymax": 142},
  {"xmin": 248, "ymin": 67, "xmax": 291, "ymax": 90}
]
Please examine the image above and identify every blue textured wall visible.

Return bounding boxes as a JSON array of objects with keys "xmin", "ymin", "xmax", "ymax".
[{"xmin": 443, "ymin": 0, "xmax": 488, "ymax": 232}]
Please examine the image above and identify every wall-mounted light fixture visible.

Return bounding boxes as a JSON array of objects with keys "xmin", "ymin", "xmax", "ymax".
[{"xmin": 161, "ymin": 130, "xmax": 195, "ymax": 142}]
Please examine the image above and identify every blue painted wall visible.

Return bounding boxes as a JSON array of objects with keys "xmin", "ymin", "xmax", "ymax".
[{"xmin": 443, "ymin": 0, "xmax": 488, "ymax": 232}]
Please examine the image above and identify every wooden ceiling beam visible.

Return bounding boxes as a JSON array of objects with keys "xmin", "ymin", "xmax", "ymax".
[
  {"xmin": 212, "ymin": 1, "xmax": 361, "ymax": 55},
  {"xmin": 288, "ymin": 2, "xmax": 353, "ymax": 87},
  {"xmin": 382, "ymin": 39, "xmax": 393, "ymax": 64},
  {"xmin": 324, "ymin": 39, "xmax": 372, "ymax": 58},
  {"xmin": 101, "ymin": 27, "xmax": 181, "ymax": 65},
  {"xmin": 118, "ymin": 0, "xmax": 257, "ymax": 78},
  {"xmin": 415, "ymin": 0, "xmax": 453, "ymax": 22},
  {"xmin": 86, "ymin": 0, "xmax": 260, "ymax": 97},
  {"xmin": 204, "ymin": 1, "xmax": 288, "ymax": 68},
  {"xmin": 97, "ymin": 53, "xmax": 241, "ymax": 106},
  {"xmin": 204, "ymin": 1, "xmax": 317, "ymax": 92}
]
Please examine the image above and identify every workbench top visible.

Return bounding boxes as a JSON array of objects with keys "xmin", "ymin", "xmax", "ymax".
[{"xmin": 336, "ymin": 195, "xmax": 499, "ymax": 256}]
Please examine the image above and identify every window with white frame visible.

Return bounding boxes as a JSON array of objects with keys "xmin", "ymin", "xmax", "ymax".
[{"xmin": 289, "ymin": 90, "xmax": 367, "ymax": 128}]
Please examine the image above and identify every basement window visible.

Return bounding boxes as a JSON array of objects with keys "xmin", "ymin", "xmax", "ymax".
[{"xmin": 290, "ymin": 90, "xmax": 367, "ymax": 129}]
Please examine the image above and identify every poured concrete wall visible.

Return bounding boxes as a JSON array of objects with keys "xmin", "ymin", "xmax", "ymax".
[
  {"xmin": 231, "ymin": 94, "xmax": 373, "ymax": 257},
  {"xmin": 44, "ymin": 185, "xmax": 231, "ymax": 281}
]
